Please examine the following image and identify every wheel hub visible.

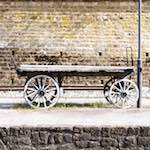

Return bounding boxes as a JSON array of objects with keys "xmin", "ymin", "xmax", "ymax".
[
  {"xmin": 38, "ymin": 90, "xmax": 45, "ymax": 97},
  {"xmin": 121, "ymin": 92, "xmax": 127, "ymax": 98}
]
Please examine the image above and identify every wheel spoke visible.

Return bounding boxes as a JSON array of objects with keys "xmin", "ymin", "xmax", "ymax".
[
  {"xmin": 127, "ymin": 91, "xmax": 137, "ymax": 97},
  {"xmin": 111, "ymin": 91, "xmax": 120, "ymax": 95},
  {"xmin": 31, "ymin": 82, "xmax": 39, "ymax": 90},
  {"xmin": 27, "ymin": 87, "xmax": 37, "ymax": 92},
  {"xmin": 126, "ymin": 83, "xmax": 132, "ymax": 92},
  {"xmin": 27, "ymin": 91, "xmax": 37, "ymax": 97},
  {"xmin": 42, "ymin": 97, "xmax": 47, "ymax": 108},
  {"xmin": 111, "ymin": 92, "xmax": 116, "ymax": 98},
  {"xmin": 124, "ymin": 97, "xmax": 129, "ymax": 104},
  {"xmin": 26, "ymin": 89, "xmax": 35, "ymax": 94},
  {"xmin": 116, "ymin": 95, "xmax": 122, "ymax": 103},
  {"xmin": 110, "ymin": 91, "xmax": 119, "ymax": 99},
  {"xmin": 122, "ymin": 99, "xmax": 125, "ymax": 108},
  {"xmin": 38, "ymin": 78, "xmax": 42, "ymax": 89},
  {"xmin": 126, "ymin": 96, "xmax": 135, "ymax": 103},
  {"xmin": 119, "ymin": 82, "xmax": 123, "ymax": 92},
  {"xmin": 44, "ymin": 84, "xmax": 52, "ymax": 91},
  {"xmin": 49, "ymin": 93, "xmax": 57, "ymax": 98},
  {"xmin": 123, "ymin": 81, "xmax": 127, "ymax": 91},
  {"xmin": 113, "ymin": 85, "xmax": 122, "ymax": 92},
  {"xmin": 31, "ymin": 93, "xmax": 38, "ymax": 102},
  {"xmin": 118, "ymin": 97, "xmax": 124, "ymax": 107},
  {"xmin": 42, "ymin": 77, "xmax": 47, "ymax": 89},
  {"xmin": 125, "ymin": 96, "xmax": 136, "ymax": 107},
  {"xmin": 127, "ymin": 92, "xmax": 137, "ymax": 97},
  {"xmin": 119, "ymin": 96, "xmax": 130, "ymax": 108},
  {"xmin": 128, "ymin": 88, "xmax": 136, "ymax": 93},
  {"xmin": 114, "ymin": 93, "xmax": 120, "ymax": 104},
  {"xmin": 37, "ymin": 98, "xmax": 41, "ymax": 107}
]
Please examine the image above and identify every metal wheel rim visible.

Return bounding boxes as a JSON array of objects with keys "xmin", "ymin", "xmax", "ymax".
[
  {"xmin": 109, "ymin": 79, "xmax": 139, "ymax": 108},
  {"xmin": 24, "ymin": 75, "xmax": 60, "ymax": 109}
]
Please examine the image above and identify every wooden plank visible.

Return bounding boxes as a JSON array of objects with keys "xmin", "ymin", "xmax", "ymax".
[{"xmin": 18, "ymin": 65, "xmax": 134, "ymax": 73}]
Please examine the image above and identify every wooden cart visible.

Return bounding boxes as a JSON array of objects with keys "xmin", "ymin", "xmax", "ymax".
[{"xmin": 16, "ymin": 65, "xmax": 139, "ymax": 109}]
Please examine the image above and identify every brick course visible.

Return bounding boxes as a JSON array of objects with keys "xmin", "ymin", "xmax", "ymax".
[{"xmin": 0, "ymin": 0, "xmax": 149, "ymax": 86}]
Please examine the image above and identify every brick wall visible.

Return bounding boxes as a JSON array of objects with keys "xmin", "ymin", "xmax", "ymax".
[
  {"xmin": 0, "ymin": 0, "xmax": 149, "ymax": 86},
  {"xmin": 0, "ymin": 126, "xmax": 150, "ymax": 149}
]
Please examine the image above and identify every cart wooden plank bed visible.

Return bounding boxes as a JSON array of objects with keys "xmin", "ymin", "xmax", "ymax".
[{"xmin": 17, "ymin": 65, "xmax": 139, "ymax": 109}]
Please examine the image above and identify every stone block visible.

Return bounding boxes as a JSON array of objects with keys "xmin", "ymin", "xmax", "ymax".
[
  {"xmin": 0, "ymin": 128, "xmax": 7, "ymax": 138},
  {"xmin": 100, "ymin": 137, "xmax": 118, "ymax": 147},
  {"xmin": 21, "ymin": 146, "xmax": 36, "ymax": 150},
  {"xmin": 118, "ymin": 136, "xmax": 137, "ymax": 148},
  {"xmin": 36, "ymin": 145, "xmax": 57, "ymax": 150},
  {"xmin": 75, "ymin": 140, "xmax": 89, "ymax": 149},
  {"xmin": 83, "ymin": 127, "xmax": 100, "ymax": 137},
  {"xmin": 17, "ymin": 137, "xmax": 31, "ymax": 145},
  {"xmin": 54, "ymin": 133, "xmax": 63, "ymax": 144},
  {"xmin": 63, "ymin": 133, "xmax": 72, "ymax": 143},
  {"xmin": 8, "ymin": 127, "xmax": 19, "ymax": 136},
  {"xmin": 139, "ymin": 127, "xmax": 150, "ymax": 137},
  {"xmin": 79, "ymin": 133, "xmax": 91, "ymax": 141},
  {"xmin": 57, "ymin": 143, "xmax": 75, "ymax": 150},
  {"xmin": 137, "ymin": 137, "xmax": 150, "ymax": 147},
  {"xmin": 48, "ymin": 134, "xmax": 55, "ymax": 144},
  {"xmin": 127, "ymin": 127, "xmax": 139, "ymax": 136},
  {"xmin": 87, "ymin": 141, "xmax": 100, "ymax": 148},
  {"xmin": 31, "ymin": 132, "xmax": 39, "ymax": 145},
  {"xmin": 110, "ymin": 127, "xmax": 127, "ymax": 137},
  {"xmin": 19, "ymin": 128, "xmax": 31, "ymax": 137},
  {"xmin": 101, "ymin": 127, "xmax": 110, "ymax": 137},
  {"xmin": 39, "ymin": 131, "xmax": 49, "ymax": 145},
  {"xmin": 73, "ymin": 127, "xmax": 83, "ymax": 134}
]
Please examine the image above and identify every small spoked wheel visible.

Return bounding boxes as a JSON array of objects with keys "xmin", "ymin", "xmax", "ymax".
[
  {"xmin": 109, "ymin": 79, "xmax": 139, "ymax": 108},
  {"xmin": 24, "ymin": 75, "xmax": 60, "ymax": 109}
]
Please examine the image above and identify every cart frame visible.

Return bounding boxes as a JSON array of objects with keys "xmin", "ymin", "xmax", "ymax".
[{"xmin": 16, "ymin": 64, "xmax": 139, "ymax": 109}]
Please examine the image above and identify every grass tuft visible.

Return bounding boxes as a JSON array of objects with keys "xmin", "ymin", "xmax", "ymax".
[
  {"xmin": 13, "ymin": 102, "xmax": 111, "ymax": 110},
  {"xmin": 54, "ymin": 102, "xmax": 111, "ymax": 108}
]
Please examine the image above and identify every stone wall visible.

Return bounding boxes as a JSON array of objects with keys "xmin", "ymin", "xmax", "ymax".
[
  {"xmin": 0, "ymin": 0, "xmax": 150, "ymax": 86},
  {"xmin": 0, "ymin": 126, "xmax": 150, "ymax": 149}
]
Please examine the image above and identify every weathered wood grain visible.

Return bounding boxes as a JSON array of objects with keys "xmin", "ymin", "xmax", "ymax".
[{"xmin": 17, "ymin": 65, "xmax": 134, "ymax": 78}]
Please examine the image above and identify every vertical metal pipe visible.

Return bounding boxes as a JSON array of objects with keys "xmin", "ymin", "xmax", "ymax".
[{"xmin": 137, "ymin": 0, "xmax": 142, "ymax": 108}]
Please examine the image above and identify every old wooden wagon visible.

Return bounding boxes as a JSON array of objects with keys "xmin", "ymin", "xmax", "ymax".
[{"xmin": 16, "ymin": 65, "xmax": 139, "ymax": 109}]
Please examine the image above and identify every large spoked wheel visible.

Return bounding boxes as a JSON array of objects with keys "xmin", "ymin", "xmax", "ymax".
[
  {"xmin": 24, "ymin": 75, "xmax": 60, "ymax": 109},
  {"xmin": 109, "ymin": 79, "xmax": 139, "ymax": 108},
  {"xmin": 104, "ymin": 78, "xmax": 117, "ymax": 104}
]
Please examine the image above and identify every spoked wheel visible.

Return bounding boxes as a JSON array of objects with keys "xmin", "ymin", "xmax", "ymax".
[
  {"xmin": 109, "ymin": 79, "xmax": 139, "ymax": 108},
  {"xmin": 104, "ymin": 78, "xmax": 117, "ymax": 104},
  {"xmin": 24, "ymin": 75, "xmax": 60, "ymax": 109}
]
